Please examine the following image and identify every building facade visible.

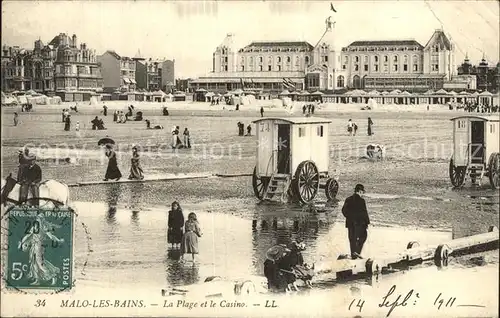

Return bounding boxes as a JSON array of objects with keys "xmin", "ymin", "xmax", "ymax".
[
  {"xmin": 457, "ymin": 54, "xmax": 500, "ymax": 92},
  {"xmin": 98, "ymin": 50, "xmax": 136, "ymax": 93},
  {"xmin": 340, "ymin": 30, "xmax": 456, "ymax": 92},
  {"xmin": 191, "ymin": 18, "xmax": 339, "ymax": 94},
  {"xmin": 190, "ymin": 23, "xmax": 468, "ymax": 94},
  {"xmin": 134, "ymin": 57, "xmax": 175, "ymax": 92},
  {"xmin": 2, "ymin": 34, "xmax": 103, "ymax": 100},
  {"xmin": 50, "ymin": 33, "xmax": 103, "ymax": 101}
]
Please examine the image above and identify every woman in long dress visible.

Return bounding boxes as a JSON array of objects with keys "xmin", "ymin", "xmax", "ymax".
[
  {"xmin": 181, "ymin": 212, "xmax": 202, "ymax": 262},
  {"xmin": 18, "ymin": 215, "xmax": 65, "ymax": 285},
  {"xmin": 64, "ymin": 115, "xmax": 71, "ymax": 131},
  {"xmin": 183, "ymin": 128, "xmax": 191, "ymax": 148},
  {"xmin": 13, "ymin": 112, "xmax": 19, "ymax": 126},
  {"xmin": 167, "ymin": 201, "xmax": 184, "ymax": 248},
  {"xmin": 367, "ymin": 117, "xmax": 374, "ymax": 136},
  {"xmin": 104, "ymin": 145, "xmax": 122, "ymax": 181},
  {"xmin": 128, "ymin": 146, "xmax": 144, "ymax": 180}
]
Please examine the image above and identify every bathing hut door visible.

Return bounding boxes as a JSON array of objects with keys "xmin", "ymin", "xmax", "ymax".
[
  {"xmin": 276, "ymin": 124, "xmax": 291, "ymax": 174},
  {"xmin": 257, "ymin": 120, "xmax": 274, "ymax": 176},
  {"xmin": 453, "ymin": 118, "xmax": 468, "ymax": 166},
  {"xmin": 470, "ymin": 120, "xmax": 485, "ymax": 164}
]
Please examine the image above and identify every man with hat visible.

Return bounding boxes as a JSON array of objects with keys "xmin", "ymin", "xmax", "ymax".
[
  {"xmin": 17, "ymin": 147, "xmax": 30, "ymax": 181},
  {"xmin": 341, "ymin": 184, "xmax": 370, "ymax": 259},
  {"xmin": 19, "ymin": 154, "xmax": 42, "ymax": 206}
]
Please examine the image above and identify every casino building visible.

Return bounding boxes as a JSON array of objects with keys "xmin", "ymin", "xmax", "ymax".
[
  {"xmin": 190, "ymin": 18, "xmax": 339, "ymax": 95},
  {"xmin": 190, "ymin": 22, "xmax": 459, "ymax": 94}
]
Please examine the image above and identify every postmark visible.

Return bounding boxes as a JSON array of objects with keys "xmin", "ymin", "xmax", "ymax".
[{"xmin": 0, "ymin": 198, "xmax": 90, "ymax": 294}]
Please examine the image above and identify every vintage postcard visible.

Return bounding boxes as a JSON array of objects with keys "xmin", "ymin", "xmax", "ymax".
[{"xmin": 1, "ymin": 0, "xmax": 499, "ymax": 317}]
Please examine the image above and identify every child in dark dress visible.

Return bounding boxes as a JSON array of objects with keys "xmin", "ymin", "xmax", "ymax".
[{"xmin": 167, "ymin": 201, "xmax": 184, "ymax": 248}]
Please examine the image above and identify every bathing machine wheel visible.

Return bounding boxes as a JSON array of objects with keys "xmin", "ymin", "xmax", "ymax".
[
  {"xmin": 449, "ymin": 158, "xmax": 466, "ymax": 188},
  {"xmin": 252, "ymin": 167, "xmax": 277, "ymax": 200},
  {"xmin": 488, "ymin": 153, "xmax": 500, "ymax": 189},
  {"xmin": 324, "ymin": 178, "xmax": 339, "ymax": 201},
  {"xmin": 292, "ymin": 160, "xmax": 320, "ymax": 204}
]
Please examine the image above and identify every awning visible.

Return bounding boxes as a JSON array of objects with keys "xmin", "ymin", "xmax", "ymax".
[
  {"xmin": 130, "ymin": 79, "xmax": 137, "ymax": 84},
  {"xmin": 123, "ymin": 78, "xmax": 131, "ymax": 84}
]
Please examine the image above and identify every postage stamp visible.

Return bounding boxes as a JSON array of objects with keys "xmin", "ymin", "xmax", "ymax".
[{"xmin": 2, "ymin": 203, "xmax": 75, "ymax": 292}]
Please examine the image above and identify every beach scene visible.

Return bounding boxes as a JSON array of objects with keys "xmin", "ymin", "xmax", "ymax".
[{"xmin": 1, "ymin": 1, "xmax": 499, "ymax": 317}]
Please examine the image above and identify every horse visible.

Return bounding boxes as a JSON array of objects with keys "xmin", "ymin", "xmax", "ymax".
[{"xmin": 1, "ymin": 173, "xmax": 70, "ymax": 207}]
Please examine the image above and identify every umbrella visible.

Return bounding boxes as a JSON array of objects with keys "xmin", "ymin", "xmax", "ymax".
[
  {"xmin": 98, "ymin": 137, "xmax": 115, "ymax": 146},
  {"xmin": 266, "ymin": 244, "xmax": 290, "ymax": 261}
]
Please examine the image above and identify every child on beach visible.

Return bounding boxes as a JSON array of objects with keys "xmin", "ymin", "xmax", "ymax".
[{"xmin": 180, "ymin": 212, "xmax": 202, "ymax": 262}]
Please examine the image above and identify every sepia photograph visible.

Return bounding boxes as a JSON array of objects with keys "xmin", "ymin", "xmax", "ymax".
[{"xmin": 1, "ymin": 0, "xmax": 499, "ymax": 317}]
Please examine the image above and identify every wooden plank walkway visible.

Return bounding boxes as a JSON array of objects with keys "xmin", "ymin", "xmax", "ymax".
[{"xmin": 68, "ymin": 172, "xmax": 213, "ymax": 187}]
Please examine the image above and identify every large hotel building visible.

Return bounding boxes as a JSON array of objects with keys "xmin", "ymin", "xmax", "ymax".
[{"xmin": 190, "ymin": 22, "xmax": 460, "ymax": 94}]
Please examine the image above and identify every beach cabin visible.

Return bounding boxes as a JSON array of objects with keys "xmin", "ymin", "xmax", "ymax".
[
  {"xmin": 449, "ymin": 115, "xmax": 499, "ymax": 189},
  {"xmin": 251, "ymin": 117, "xmax": 339, "ymax": 203}
]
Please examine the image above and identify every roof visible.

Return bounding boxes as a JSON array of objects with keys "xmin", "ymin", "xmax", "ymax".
[
  {"xmin": 450, "ymin": 115, "xmax": 499, "ymax": 122},
  {"xmin": 252, "ymin": 117, "xmax": 332, "ymax": 125},
  {"xmin": 347, "ymin": 40, "xmax": 423, "ymax": 48},
  {"xmin": 424, "ymin": 30, "xmax": 452, "ymax": 50},
  {"xmin": 105, "ymin": 50, "xmax": 121, "ymax": 59},
  {"xmin": 245, "ymin": 41, "xmax": 314, "ymax": 50}
]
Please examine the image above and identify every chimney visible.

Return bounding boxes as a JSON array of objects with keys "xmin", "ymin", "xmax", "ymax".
[{"xmin": 72, "ymin": 34, "xmax": 77, "ymax": 48}]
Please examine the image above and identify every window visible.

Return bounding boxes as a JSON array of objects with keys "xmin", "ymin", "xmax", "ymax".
[
  {"xmin": 403, "ymin": 65, "xmax": 408, "ymax": 71},
  {"xmin": 305, "ymin": 56, "xmax": 310, "ymax": 64},
  {"xmin": 241, "ymin": 66, "xmax": 245, "ymax": 71},
  {"xmin": 413, "ymin": 64, "xmax": 418, "ymax": 72},
  {"xmin": 268, "ymin": 65, "xmax": 271, "ymax": 71},
  {"xmin": 337, "ymin": 75, "xmax": 345, "ymax": 87},
  {"xmin": 277, "ymin": 65, "xmax": 281, "ymax": 71},
  {"xmin": 355, "ymin": 56, "xmax": 359, "ymax": 63},
  {"xmin": 317, "ymin": 125, "xmax": 324, "ymax": 137},
  {"xmin": 364, "ymin": 65, "xmax": 368, "ymax": 71},
  {"xmin": 393, "ymin": 56, "xmax": 398, "ymax": 63},
  {"xmin": 374, "ymin": 65, "xmax": 379, "ymax": 72},
  {"xmin": 259, "ymin": 57, "xmax": 263, "ymax": 63},
  {"xmin": 342, "ymin": 65, "xmax": 346, "ymax": 70},
  {"xmin": 299, "ymin": 127, "xmax": 306, "ymax": 137},
  {"xmin": 259, "ymin": 65, "xmax": 263, "ymax": 71},
  {"xmin": 374, "ymin": 56, "xmax": 379, "ymax": 63},
  {"xmin": 393, "ymin": 64, "xmax": 398, "ymax": 72},
  {"xmin": 224, "ymin": 65, "xmax": 228, "ymax": 71},
  {"xmin": 355, "ymin": 65, "xmax": 359, "ymax": 71},
  {"xmin": 277, "ymin": 56, "xmax": 282, "ymax": 63},
  {"xmin": 286, "ymin": 56, "xmax": 291, "ymax": 63},
  {"xmin": 384, "ymin": 55, "xmax": 388, "ymax": 62},
  {"xmin": 224, "ymin": 57, "xmax": 228, "ymax": 63},
  {"xmin": 432, "ymin": 64, "xmax": 438, "ymax": 71}
]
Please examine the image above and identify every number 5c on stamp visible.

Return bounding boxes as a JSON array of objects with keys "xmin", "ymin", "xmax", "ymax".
[{"xmin": 6, "ymin": 206, "xmax": 74, "ymax": 291}]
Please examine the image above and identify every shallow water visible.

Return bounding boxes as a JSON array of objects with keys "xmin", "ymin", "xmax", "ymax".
[{"xmin": 68, "ymin": 197, "xmax": 463, "ymax": 291}]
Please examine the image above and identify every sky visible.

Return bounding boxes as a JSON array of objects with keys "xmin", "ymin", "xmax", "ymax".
[{"xmin": 2, "ymin": 0, "xmax": 499, "ymax": 78}]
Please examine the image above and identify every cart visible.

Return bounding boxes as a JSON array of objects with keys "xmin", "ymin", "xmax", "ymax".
[
  {"xmin": 251, "ymin": 117, "xmax": 339, "ymax": 204},
  {"xmin": 449, "ymin": 115, "xmax": 500, "ymax": 189}
]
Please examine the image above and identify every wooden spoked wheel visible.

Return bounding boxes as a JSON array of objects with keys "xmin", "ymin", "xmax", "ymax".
[
  {"xmin": 488, "ymin": 153, "xmax": 500, "ymax": 189},
  {"xmin": 252, "ymin": 167, "xmax": 277, "ymax": 200},
  {"xmin": 449, "ymin": 159, "xmax": 466, "ymax": 188},
  {"xmin": 325, "ymin": 178, "xmax": 339, "ymax": 201},
  {"xmin": 293, "ymin": 161, "xmax": 320, "ymax": 204}
]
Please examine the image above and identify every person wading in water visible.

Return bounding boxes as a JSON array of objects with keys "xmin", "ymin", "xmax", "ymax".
[
  {"xmin": 341, "ymin": 184, "xmax": 370, "ymax": 259},
  {"xmin": 167, "ymin": 201, "xmax": 184, "ymax": 249}
]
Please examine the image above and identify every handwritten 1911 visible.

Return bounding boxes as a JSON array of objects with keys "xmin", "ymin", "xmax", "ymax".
[{"xmin": 348, "ymin": 284, "xmax": 463, "ymax": 317}]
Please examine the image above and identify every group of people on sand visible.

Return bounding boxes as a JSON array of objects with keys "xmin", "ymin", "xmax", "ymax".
[
  {"xmin": 113, "ymin": 111, "xmax": 128, "ymax": 123},
  {"xmin": 103, "ymin": 144, "xmax": 144, "ymax": 181},
  {"xmin": 167, "ymin": 201, "xmax": 202, "ymax": 262},
  {"xmin": 171, "ymin": 126, "xmax": 191, "ymax": 149},
  {"xmin": 302, "ymin": 104, "xmax": 316, "ymax": 115},
  {"xmin": 347, "ymin": 117, "xmax": 374, "ymax": 136},
  {"xmin": 237, "ymin": 122, "xmax": 252, "ymax": 136}
]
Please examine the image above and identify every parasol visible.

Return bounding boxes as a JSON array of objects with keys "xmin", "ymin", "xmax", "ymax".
[
  {"xmin": 266, "ymin": 244, "xmax": 290, "ymax": 261},
  {"xmin": 98, "ymin": 137, "xmax": 115, "ymax": 146}
]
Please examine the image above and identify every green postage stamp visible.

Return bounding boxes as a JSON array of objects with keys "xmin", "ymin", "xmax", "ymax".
[{"xmin": 4, "ymin": 205, "xmax": 74, "ymax": 291}]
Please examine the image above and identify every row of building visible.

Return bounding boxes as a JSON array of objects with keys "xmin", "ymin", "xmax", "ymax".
[
  {"xmin": 189, "ymin": 19, "xmax": 500, "ymax": 95},
  {"xmin": 1, "ymin": 33, "xmax": 175, "ymax": 101}
]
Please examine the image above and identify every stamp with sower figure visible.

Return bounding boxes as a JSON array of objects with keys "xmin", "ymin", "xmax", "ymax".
[{"xmin": 1, "ymin": 201, "xmax": 75, "ymax": 292}]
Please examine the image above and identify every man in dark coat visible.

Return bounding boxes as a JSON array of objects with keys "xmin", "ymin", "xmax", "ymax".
[
  {"xmin": 17, "ymin": 148, "xmax": 30, "ymax": 180},
  {"xmin": 19, "ymin": 155, "xmax": 42, "ymax": 206},
  {"xmin": 341, "ymin": 184, "xmax": 370, "ymax": 259}
]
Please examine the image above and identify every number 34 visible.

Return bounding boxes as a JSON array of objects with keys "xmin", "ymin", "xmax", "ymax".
[{"xmin": 35, "ymin": 299, "xmax": 46, "ymax": 307}]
